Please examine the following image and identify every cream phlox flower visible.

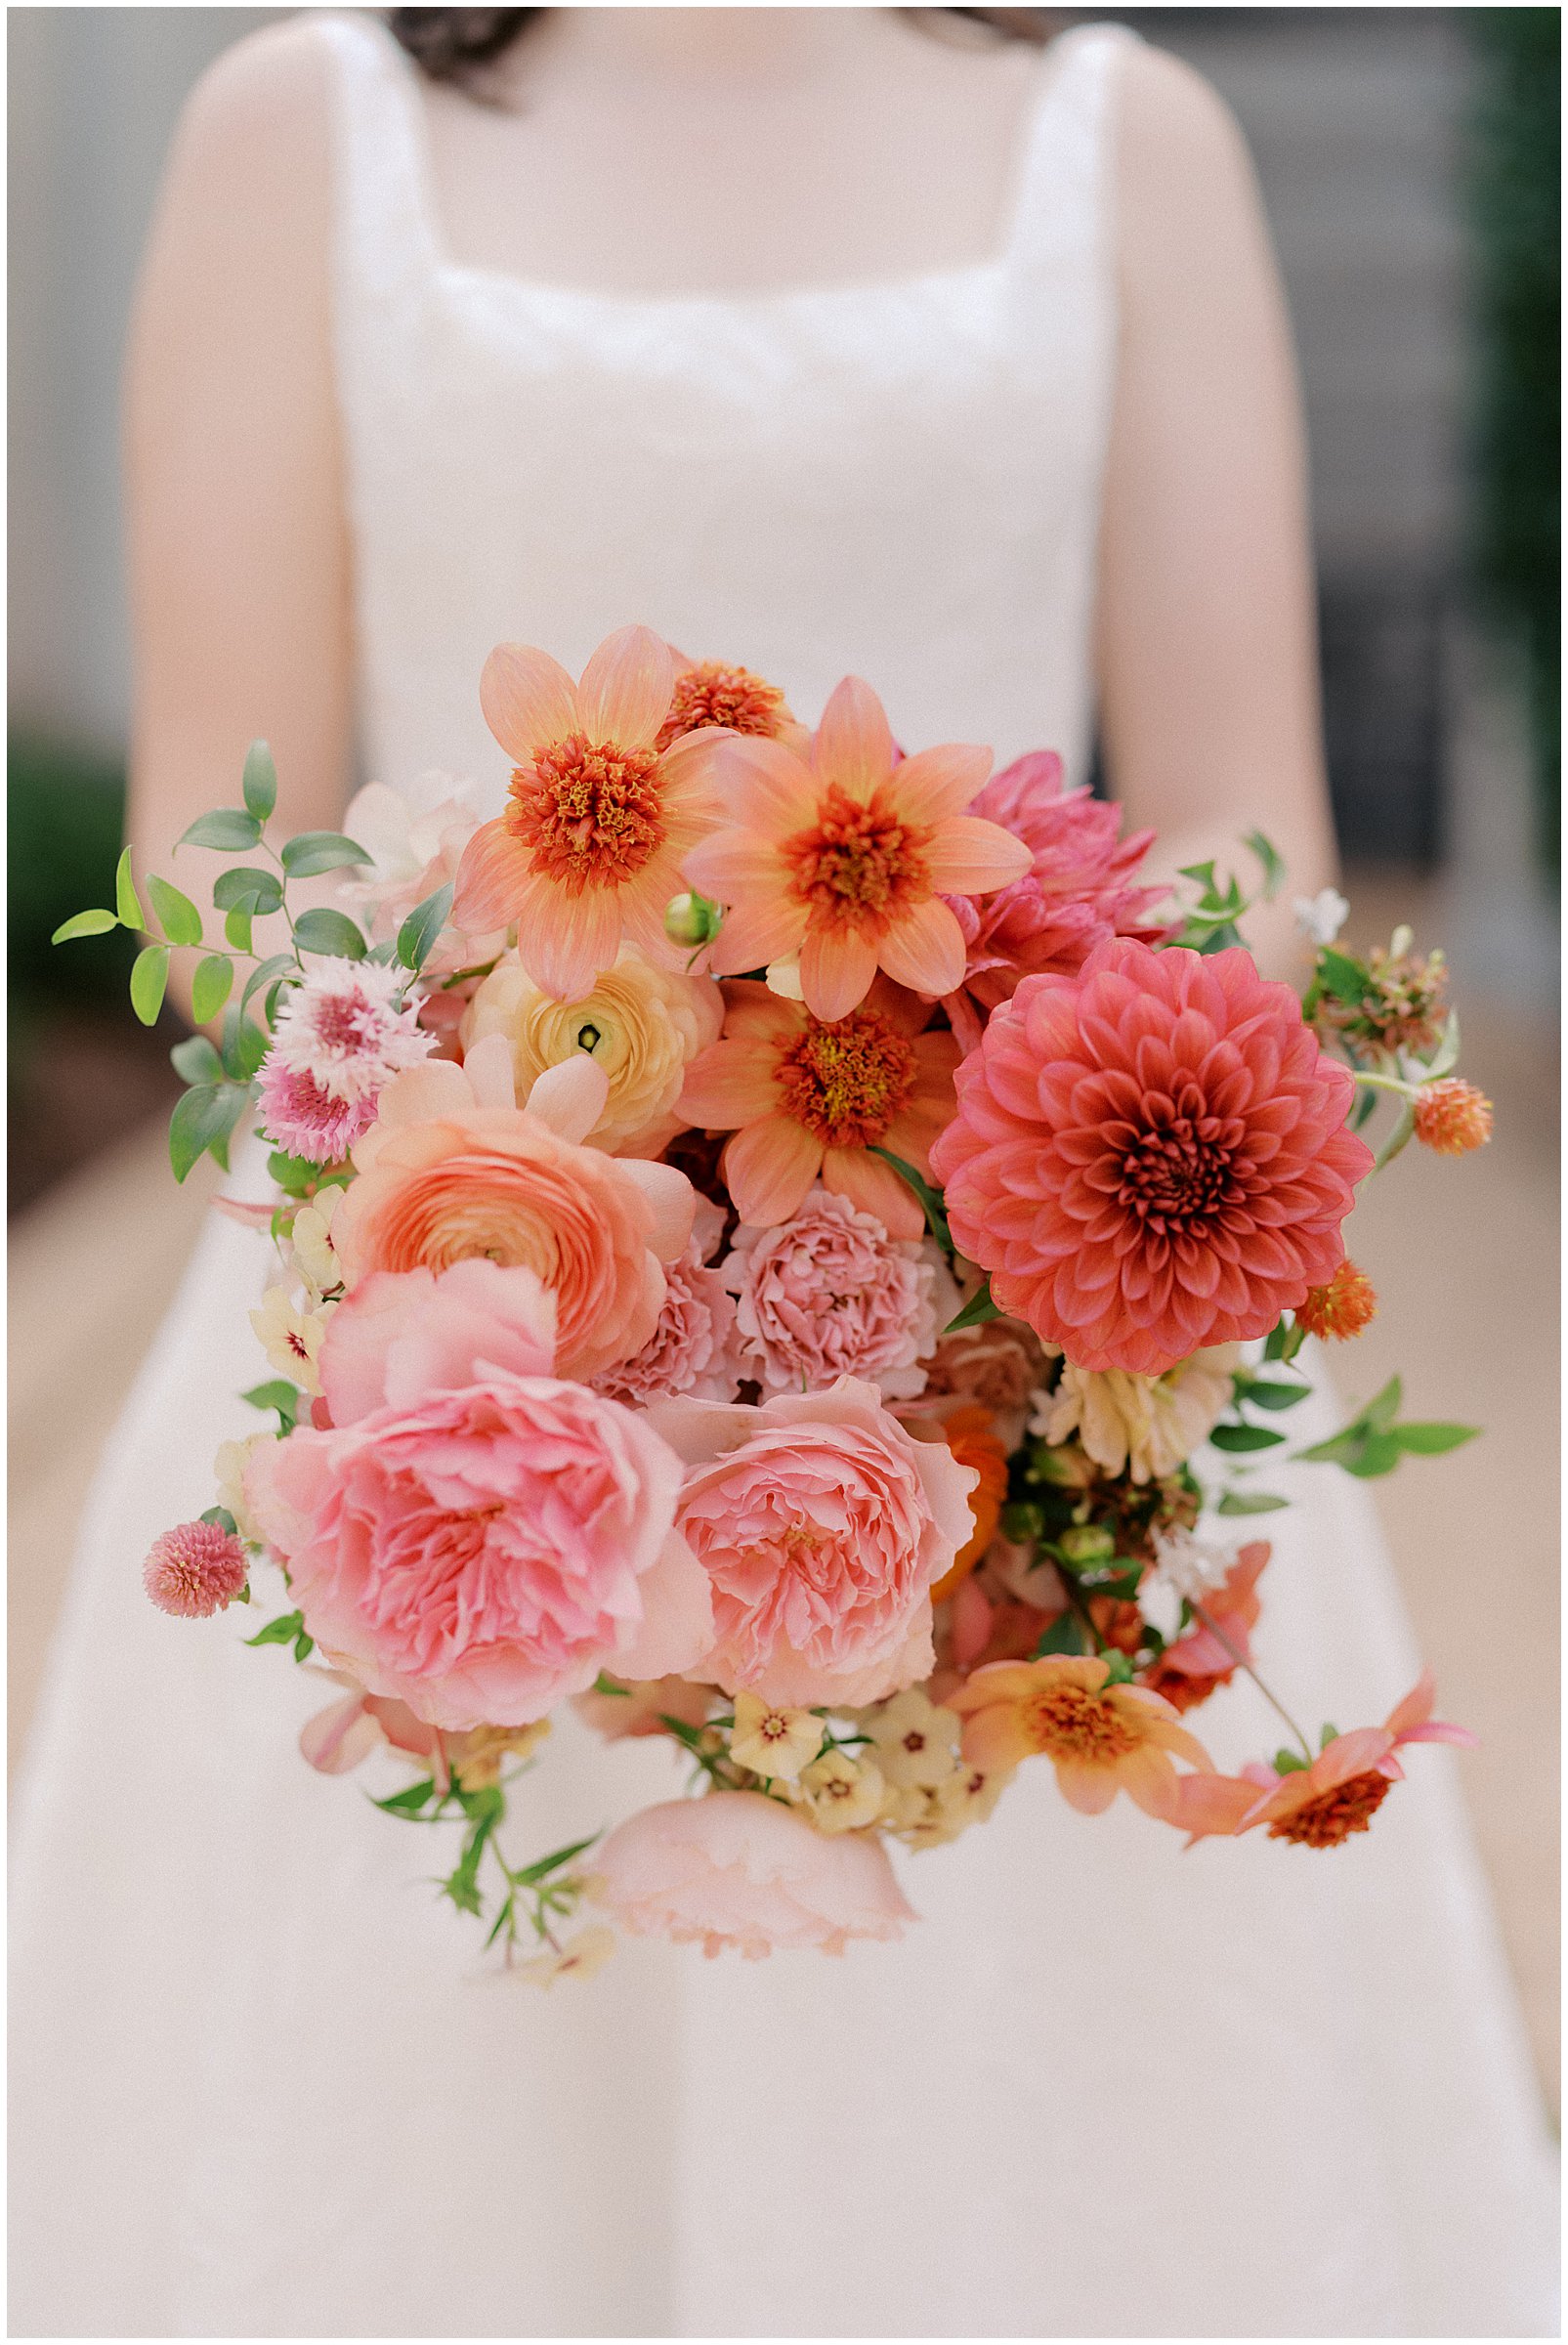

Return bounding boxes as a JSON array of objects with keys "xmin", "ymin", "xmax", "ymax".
[
  {"xmin": 883, "ymin": 1756, "xmax": 1015, "ymax": 1847},
  {"xmin": 860, "ymin": 1687, "xmax": 961, "ymax": 1791},
  {"xmin": 250, "ymin": 1284, "xmax": 328, "ymax": 1396},
  {"xmin": 1033, "ymin": 1346, "xmax": 1239, "ymax": 1485},
  {"xmin": 290, "ymin": 1183, "xmax": 346, "ymax": 1298},
  {"xmin": 729, "ymin": 1691, "xmax": 825, "ymax": 1783},
  {"xmin": 797, "ymin": 1747, "xmax": 885, "ymax": 1834},
  {"xmin": 1294, "ymin": 887, "xmax": 1350, "ymax": 947},
  {"xmin": 513, "ymin": 1924, "xmax": 616, "ymax": 1989}
]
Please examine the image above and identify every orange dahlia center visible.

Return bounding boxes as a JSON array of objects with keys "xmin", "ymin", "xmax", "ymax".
[
  {"xmin": 1268, "ymin": 1769, "xmax": 1391, "ymax": 1847},
  {"xmin": 1115, "ymin": 1093, "xmax": 1243, "ymax": 1237},
  {"xmin": 657, "ymin": 661, "xmax": 786, "ymax": 750},
  {"xmin": 782, "ymin": 782, "xmax": 932, "ymax": 933},
  {"xmin": 505, "ymin": 732, "xmax": 664, "ymax": 891},
  {"xmin": 775, "ymin": 1007, "xmax": 916, "ymax": 1148},
  {"xmin": 1025, "ymin": 1684, "xmax": 1139, "ymax": 1765}
]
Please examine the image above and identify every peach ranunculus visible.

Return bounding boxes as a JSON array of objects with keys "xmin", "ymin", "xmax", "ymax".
[
  {"xmin": 646, "ymin": 1377, "xmax": 978, "ymax": 1709},
  {"xmin": 244, "ymin": 1368, "xmax": 713, "ymax": 1732},
  {"xmin": 460, "ymin": 944, "xmax": 723, "ymax": 1157},
  {"xmin": 950, "ymin": 1653, "xmax": 1210, "ymax": 1819},
  {"xmin": 329, "ymin": 1037, "xmax": 695, "ymax": 1383},
  {"xmin": 678, "ymin": 975, "xmax": 959, "ymax": 1240},
  {"xmin": 591, "ymin": 1792, "xmax": 915, "ymax": 1957},
  {"xmin": 682, "ymin": 675, "xmax": 1031, "ymax": 1022},
  {"xmin": 451, "ymin": 625, "xmax": 731, "ymax": 1002},
  {"xmin": 932, "ymin": 940, "xmax": 1375, "ymax": 1376}
]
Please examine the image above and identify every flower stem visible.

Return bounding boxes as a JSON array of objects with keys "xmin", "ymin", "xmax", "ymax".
[{"xmin": 1189, "ymin": 1600, "xmax": 1313, "ymax": 1762}]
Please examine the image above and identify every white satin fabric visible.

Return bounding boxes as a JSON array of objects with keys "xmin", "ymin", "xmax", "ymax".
[{"xmin": 11, "ymin": 16, "xmax": 1557, "ymax": 2335}]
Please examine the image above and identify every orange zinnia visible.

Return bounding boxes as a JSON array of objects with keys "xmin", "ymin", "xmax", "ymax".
[
  {"xmin": 682, "ymin": 675, "xmax": 1032, "ymax": 1022},
  {"xmin": 950, "ymin": 1653, "xmax": 1209, "ymax": 1819},
  {"xmin": 452, "ymin": 625, "xmax": 732, "ymax": 1002},
  {"xmin": 677, "ymin": 974, "xmax": 959, "ymax": 1240}
]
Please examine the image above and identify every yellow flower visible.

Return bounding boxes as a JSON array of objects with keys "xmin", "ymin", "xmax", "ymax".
[
  {"xmin": 249, "ymin": 1285, "xmax": 328, "ymax": 1396},
  {"xmin": 450, "ymin": 1718, "xmax": 552, "ymax": 1790},
  {"xmin": 796, "ymin": 1748, "xmax": 885, "ymax": 1834},
  {"xmin": 859, "ymin": 1687, "xmax": 961, "ymax": 1791},
  {"xmin": 1033, "ymin": 1345, "xmax": 1239, "ymax": 1484},
  {"xmin": 461, "ymin": 944, "xmax": 723, "ymax": 1156},
  {"xmin": 213, "ymin": 1433, "xmax": 270, "ymax": 1543},
  {"xmin": 729, "ymin": 1691, "xmax": 825, "ymax": 1783},
  {"xmin": 513, "ymin": 1924, "xmax": 616, "ymax": 1989},
  {"xmin": 290, "ymin": 1183, "xmax": 346, "ymax": 1297}
]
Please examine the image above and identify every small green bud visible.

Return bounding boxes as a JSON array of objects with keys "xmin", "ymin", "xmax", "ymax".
[
  {"xmin": 664, "ymin": 891, "xmax": 722, "ymax": 948},
  {"xmin": 1057, "ymin": 1523, "xmax": 1117, "ymax": 1568}
]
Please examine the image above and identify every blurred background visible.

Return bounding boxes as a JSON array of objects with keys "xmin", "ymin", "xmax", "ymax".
[{"xmin": 8, "ymin": 7, "xmax": 1560, "ymax": 2108}]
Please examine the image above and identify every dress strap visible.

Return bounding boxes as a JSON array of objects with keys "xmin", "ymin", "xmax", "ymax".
[
  {"xmin": 1004, "ymin": 21, "xmax": 1141, "ymax": 272},
  {"xmin": 315, "ymin": 10, "xmax": 445, "ymax": 300}
]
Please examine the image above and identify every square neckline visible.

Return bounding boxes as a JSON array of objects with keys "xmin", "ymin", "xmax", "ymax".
[{"xmin": 344, "ymin": 14, "xmax": 1125, "ymax": 320}]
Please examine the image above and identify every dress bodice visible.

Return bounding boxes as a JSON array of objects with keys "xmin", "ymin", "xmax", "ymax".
[{"xmin": 320, "ymin": 12, "xmax": 1131, "ymax": 809}]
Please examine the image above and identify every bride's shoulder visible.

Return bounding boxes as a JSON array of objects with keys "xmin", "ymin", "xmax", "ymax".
[
  {"xmin": 1108, "ymin": 39, "xmax": 1270, "ymax": 278},
  {"xmin": 153, "ymin": 18, "xmax": 337, "ymax": 242}
]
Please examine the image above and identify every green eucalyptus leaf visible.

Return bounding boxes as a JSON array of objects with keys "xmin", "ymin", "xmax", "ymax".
[
  {"xmin": 224, "ymin": 905, "xmax": 254, "ymax": 954},
  {"xmin": 212, "ymin": 865, "xmax": 284, "ymax": 916},
  {"xmin": 114, "ymin": 845, "xmax": 144, "ymax": 929},
  {"xmin": 292, "ymin": 907, "xmax": 367, "ymax": 960},
  {"xmin": 51, "ymin": 907, "xmax": 117, "ymax": 944},
  {"xmin": 191, "ymin": 954, "xmax": 234, "ymax": 1025},
  {"xmin": 1244, "ymin": 829, "xmax": 1285, "ymax": 900},
  {"xmin": 1208, "ymin": 1423, "xmax": 1286, "ymax": 1453},
  {"xmin": 944, "ymin": 1278, "xmax": 1000, "ymax": 1335},
  {"xmin": 280, "ymin": 831, "xmax": 371, "ymax": 878},
  {"xmin": 179, "ymin": 808, "xmax": 262, "ymax": 852},
  {"xmin": 241, "ymin": 953, "xmax": 297, "ymax": 1016},
  {"xmin": 221, "ymin": 1007, "xmax": 269, "ymax": 1082},
  {"xmin": 1215, "ymin": 1489, "xmax": 1291, "ymax": 1515},
  {"xmin": 1343, "ymin": 1430, "xmax": 1405, "ymax": 1477},
  {"xmin": 1389, "ymin": 1421, "xmax": 1479, "ymax": 1457},
  {"xmin": 245, "ymin": 1609, "xmax": 305, "ymax": 1648},
  {"xmin": 242, "ymin": 740, "xmax": 278, "ymax": 823},
  {"xmin": 148, "ymin": 874, "xmax": 203, "ymax": 947},
  {"xmin": 1239, "ymin": 1380, "xmax": 1311, "ymax": 1412},
  {"xmin": 1365, "ymin": 1376, "xmax": 1404, "ymax": 1431},
  {"xmin": 170, "ymin": 1034, "xmax": 223, "ymax": 1086},
  {"xmin": 397, "ymin": 880, "xmax": 456, "ymax": 973},
  {"xmin": 129, "ymin": 944, "xmax": 170, "ymax": 1026},
  {"xmin": 168, "ymin": 1082, "xmax": 244, "ymax": 1182}
]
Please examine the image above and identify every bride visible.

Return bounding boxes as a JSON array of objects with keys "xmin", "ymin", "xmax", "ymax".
[{"xmin": 12, "ymin": 9, "xmax": 1556, "ymax": 2335}]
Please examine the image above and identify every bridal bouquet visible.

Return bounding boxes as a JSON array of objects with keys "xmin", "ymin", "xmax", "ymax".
[{"xmin": 61, "ymin": 626, "xmax": 1491, "ymax": 1977}]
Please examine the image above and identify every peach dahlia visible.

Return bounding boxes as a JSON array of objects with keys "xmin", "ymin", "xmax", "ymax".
[
  {"xmin": 931, "ymin": 938, "xmax": 1375, "ymax": 1376},
  {"xmin": 677, "ymin": 975, "xmax": 959, "ymax": 1240},
  {"xmin": 682, "ymin": 675, "xmax": 1031, "ymax": 1022},
  {"xmin": 451, "ymin": 625, "xmax": 730, "ymax": 1002}
]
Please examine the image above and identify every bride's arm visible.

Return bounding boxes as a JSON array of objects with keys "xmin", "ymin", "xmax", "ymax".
[
  {"xmin": 123, "ymin": 22, "xmax": 350, "ymax": 1009},
  {"xmin": 1097, "ymin": 45, "xmax": 1336, "ymax": 973}
]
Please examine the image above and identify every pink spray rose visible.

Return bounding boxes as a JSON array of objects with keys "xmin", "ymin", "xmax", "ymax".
[
  {"xmin": 590, "ymin": 1205, "xmax": 741, "ymax": 1408},
  {"xmin": 592, "ymin": 1792, "xmax": 915, "ymax": 1958},
  {"xmin": 244, "ymin": 1372, "xmax": 712, "ymax": 1731},
  {"xmin": 646, "ymin": 1378, "xmax": 978, "ymax": 1708},
  {"xmin": 722, "ymin": 1184, "xmax": 953, "ymax": 1399}
]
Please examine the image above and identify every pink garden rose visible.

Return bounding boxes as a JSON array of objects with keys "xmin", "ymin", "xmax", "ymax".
[
  {"xmin": 592, "ymin": 1792, "xmax": 915, "ymax": 1957},
  {"xmin": 722, "ymin": 1185, "xmax": 953, "ymax": 1399},
  {"xmin": 646, "ymin": 1378, "xmax": 978, "ymax": 1708},
  {"xmin": 318, "ymin": 1258, "xmax": 557, "ymax": 1424},
  {"xmin": 244, "ymin": 1374, "xmax": 712, "ymax": 1730}
]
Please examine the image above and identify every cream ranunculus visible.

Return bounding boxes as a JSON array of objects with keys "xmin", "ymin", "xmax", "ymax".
[
  {"xmin": 461, "ymin": 945, "xmax": 724, "ymax": 1156},
  {"xmin": 1033, "ymin": 1345, "xmax": 1240, "ymax": 1485}
]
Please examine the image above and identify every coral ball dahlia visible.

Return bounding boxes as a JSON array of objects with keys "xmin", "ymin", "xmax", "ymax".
[{"xmin": 931, "ymin": 939, "xmax": 1374, "ymax": 1376}]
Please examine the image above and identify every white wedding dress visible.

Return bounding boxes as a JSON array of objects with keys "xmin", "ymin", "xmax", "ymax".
[{"xmin": 11, "ymin": 19, "xmax": 1557, "ymax": 2337}]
